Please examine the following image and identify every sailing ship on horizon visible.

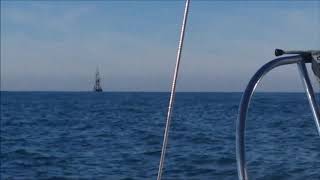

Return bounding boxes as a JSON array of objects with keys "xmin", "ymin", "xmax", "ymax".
[{"xmin": 93, "ymin": 68, "xmax": 103, "ymax": 92}]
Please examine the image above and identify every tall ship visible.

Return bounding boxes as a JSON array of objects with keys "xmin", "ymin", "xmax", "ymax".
[{"xmin": 93, "ymin": 68, "xmax": 103, "ymax": 92}]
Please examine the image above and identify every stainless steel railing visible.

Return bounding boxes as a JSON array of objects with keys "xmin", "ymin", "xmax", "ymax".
[{"xmin": 236, "ymin": 50, "xmax": 320, "ymax": 180}]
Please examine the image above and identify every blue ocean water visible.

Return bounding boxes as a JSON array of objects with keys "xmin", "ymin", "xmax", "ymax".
[{"xmin": 1, "ymin": 92, "xmax": 319, "ymax": 179}]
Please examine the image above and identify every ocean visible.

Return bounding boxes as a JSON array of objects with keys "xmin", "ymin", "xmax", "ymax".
[{"xmin": 1, "ymin": 92, "xmax": 319, "ymax": 179}]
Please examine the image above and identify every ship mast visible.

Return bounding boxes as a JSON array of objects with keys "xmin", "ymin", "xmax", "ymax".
[{"xmin": 94, "ymin": 67, "xmax": 103, "ymax": 92}]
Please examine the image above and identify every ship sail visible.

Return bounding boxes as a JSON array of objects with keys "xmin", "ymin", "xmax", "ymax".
[{"xmin": 93, "ymin": 68, "xmax": 103, "ymax": 92}]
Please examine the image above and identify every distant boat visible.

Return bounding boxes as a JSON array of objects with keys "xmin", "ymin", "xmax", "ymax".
[{"xmin": 93, "ymin": 68, "xmax": 103, "ymax": 92}]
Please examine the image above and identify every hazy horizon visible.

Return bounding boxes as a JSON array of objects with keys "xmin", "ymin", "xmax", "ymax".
[
  {"xmin": 1, "ymin": 1, "xmax": 320, "ymax": 92},
  {"xmin": 1, "ymin": 90, "xmax": 319, "ymax": 93}
]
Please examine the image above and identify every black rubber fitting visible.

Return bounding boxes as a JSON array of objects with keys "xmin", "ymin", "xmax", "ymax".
[{"xmin": 275, "ymin": 49, "xmax": 284, "ymax": 56}]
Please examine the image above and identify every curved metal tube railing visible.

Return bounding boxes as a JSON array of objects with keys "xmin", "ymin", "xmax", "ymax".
[{"xmin": 236, "ymin": 55, "xmax": 320, "ymax": 180}]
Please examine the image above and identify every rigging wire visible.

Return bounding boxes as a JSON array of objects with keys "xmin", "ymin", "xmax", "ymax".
[{"xmin": 157, "ymin": 0, "xmax": 190, "ymax": 180}]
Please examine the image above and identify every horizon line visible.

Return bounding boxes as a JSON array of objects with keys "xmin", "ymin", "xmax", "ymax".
[{"xmin": 0, "ymin": 90, "xmax": 314, "ymax": 93}]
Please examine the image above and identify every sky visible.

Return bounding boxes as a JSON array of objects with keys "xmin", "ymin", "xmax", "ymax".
[{"xmin": 1, "ymin": 1, "xmax": 320, "ymax": 92}]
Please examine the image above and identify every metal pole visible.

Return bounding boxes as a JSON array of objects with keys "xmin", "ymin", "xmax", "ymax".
[
  {"xmin": 297, "ymin": 60, "xmax": 320, "ymax": 135},
  {"xmin": 157, "ymin": 1, "xmax": 190, "ymax": 180}
]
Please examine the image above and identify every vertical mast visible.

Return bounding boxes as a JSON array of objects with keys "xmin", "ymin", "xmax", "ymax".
[{"xmin": 157, "ymin": 0, "xmax": 190, "ymax": 179}]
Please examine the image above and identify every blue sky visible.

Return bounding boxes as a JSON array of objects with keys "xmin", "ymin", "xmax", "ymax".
[{"xmin": 1, "ymin": 1, "xmax": 320, "ymax": 91}]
